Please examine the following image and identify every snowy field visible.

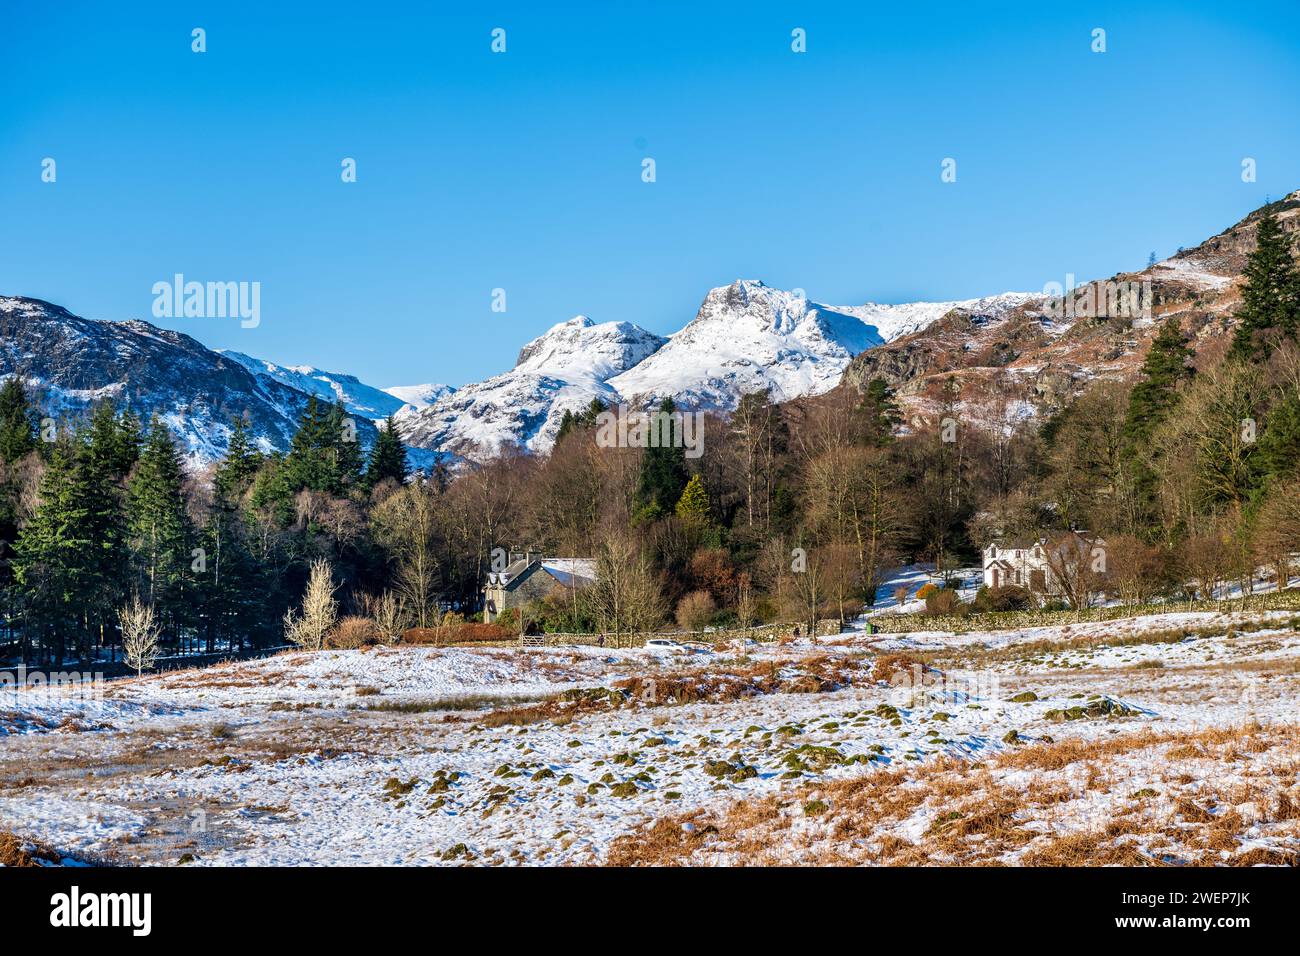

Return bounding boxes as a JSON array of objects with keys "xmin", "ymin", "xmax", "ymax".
[{"xmin": 3, "ymin": 604, "xmax": 1300, "ymax": 866}]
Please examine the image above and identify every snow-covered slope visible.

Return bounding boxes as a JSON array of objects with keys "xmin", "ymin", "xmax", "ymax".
[
  {"xmin": 383, "ymin": 383, "xmax": 454, "ymax": 411},
  {"xmin": 401, "ymin": 316, "xmax": 666, "ymax": 460},
  {"xmin": 606, "ymin": 280, "xmax": 1033, "ymax": 410},
  {"xmin": 218, "ymin": 350, "xmax": 432, "ymax": 421},
  {"xmin": 834, "ymin": 292, "xmax": 1040, "ymax": 344},
  {"xmin": 0, "ymin": 296, "xmax": 377, "ymax": 468}
]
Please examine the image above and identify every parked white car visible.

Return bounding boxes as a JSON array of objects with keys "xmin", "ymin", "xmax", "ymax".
[{"xmin": 643, "ymin": 639, "xmax": 690, "ymax": 654}]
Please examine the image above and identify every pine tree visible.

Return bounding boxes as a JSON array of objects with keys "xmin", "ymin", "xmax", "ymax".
[
  {"xmin": 1122, "ymin": 318, "xmax": 1195, "ymax": 532},
  {"xmin": 860, "ymin": 378, "xmax": 901, "ymax": 445},
  {"xmin": 285, "ymin": 395, "xmax": 333, "ymax": 493},
  {"xmin": 1124, "ymin": 318, "xmax": 1195, "ymax": 446},
  {"xmin": 578, "ymin": 397, "xmax": 607, "ymax": 427},
  {"xmin": 1256, "ymin": 391, "xmax": 1300, "ymax": 485},
  {"xmin": 635, "ymin": 397, "xmax": 688, "ymax": 521},
  {"xmin": 327, "ymin": 400, "xmax": 364, "ymax": 492},
  {"xmin": 248, "ymin": 453, "xmax": 296, "ymax": 527},
  {"xmin": 674, "ymin": 474, "xmax": 711, "ymax": 524},
  {"xmin": 1228, "ymin": 213, "xmax": 1300, "ymax": 362},
  {"xmin": 84, "ymin": 401, "xmax": 140, "ymax": 481},
  {"xmin": 365, "ymin": 415, "xmax": 408, "ymax": 487},
  {"xmin": 0, "ymin": 377, "xmax": 36, "ymax": 464},
  {"xmin": 554, "ymin": 409, "xmax": 577, "ymax": 444},
  {"xmin": 14, "ymin": 432, "xmax": 128, "ymax": 664},
  {"xmin": 127, "ymin": 416, "xmax": 192, "ymax": 630},
  {"xmin": 215, "ymin": 415, "xmax": 261, "ymax": 504}
]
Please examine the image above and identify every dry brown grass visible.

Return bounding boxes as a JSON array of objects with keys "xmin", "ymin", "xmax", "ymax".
[
  {"xmin": 480, "ymin": 655, "xmax": 869, "ymax": 728},
  {"xmin": 606, "ymin": 722, "xmax": 1300, "ymax": 867}
]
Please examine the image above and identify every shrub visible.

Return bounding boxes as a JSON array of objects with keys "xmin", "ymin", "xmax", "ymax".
[
  {"xmin": 401, "ymin": 620, "xmax": 508, "ymax": 644},
  {"xmin": 923, "ymin": 587, "xmax": 967, "ymax": 616},
  {"xmin": 915, "ymin": 582, "xmax": 940, "ymax": 601},
  {"xmin": 975, "ymin": 585, "xmax": 1033, "ymax": 612},
  {"xmin": 676, "ymin": 590, "xmax": 717, "ymax": 633},
  {"xmin": 873, "ymin": 653, "xmax": 925, "ymax": 685},
  {"xmin": 455, "ymin": 622, "xmax": 509, "ymax": 643},
  {"xmin": 327, "ymin": 615, "xmax": 380, "ymax": 649}
]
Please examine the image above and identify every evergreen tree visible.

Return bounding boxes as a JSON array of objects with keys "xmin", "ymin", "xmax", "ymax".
[
  {"xmin": 249, "ymin": 453, "xmax": 297, "ymax": 528},
  {"xmin": 0, "ymin": 377, "xmax": 36, "ymax": 464},
  {"xmin": 14, "ymin": 431, "xmax": 128, "ymax": 664},
  {"xmin": 1228, "ymin": 213, "xmax": 1300, "ymax": 362},
  {"xmin": 84, "ymin": 401, "xmax": 141, "ymax": 481},
  {"xmin": 327, "ymin": 400, "xmax": 364, "ymax": 492},
  {"xmin": 284, "ymin": 395, "xmax": 333, "ymax": 493},
  {"xmin": 1256, "ymin": 391, "xmax": 1300, "ymax": 485},
  {"xmin": 127, "ymin": 416, "xmax": 192, "ymax": 629},
  {"xmin": 578, "ymin": 397, "xmax": 607, "ymax": 428},
  {"xmin": 365, "ymin": 415, "xmax": 408, "ymax": 487},
  {"xmin": 635, "ymin": 397, "xmax": 688, "ymax": 521},
  {"xmin": 1123, "ymin": 318, "xmax": 1195, "ymax": 446},
  {"xmin": 675, "ymin": 474, "xmax": 711, "ymax": 524},
  {"xmin": 554, "ymin": 409, "xmax": 578, "ymax": 444},
  {"xmin": 215, "ymin": 415, "xmax": 262, "ymax": 504},
  {"xmin": 860, "ymin": 378, "xmax": 901, "ymax": 445},
  {"xmin": 1122, "ymin": 318, "xmax": 1195, "ymax": 532}
]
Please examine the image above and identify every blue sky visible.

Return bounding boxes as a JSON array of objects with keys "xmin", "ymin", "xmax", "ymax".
[{"xmin": 2, "ymin": 1, "xmax": 1298, "ymax": 388}]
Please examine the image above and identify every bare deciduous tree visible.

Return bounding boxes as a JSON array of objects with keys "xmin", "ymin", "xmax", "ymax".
[
  {"xmin": 584, "ymin": 528, "xmax": 666, "ymax": 645},
  {"xmin": 675, "ymin": 589, "xmax": 716, "ymax": 635},
  {"xmin": 283, "ymin": 558, "xmax": 338, "ymax": 650},
  {"xmin": 371, "ymin": 479, "xmax": 443, "ymax": 627},
  {"xmin": 119, "ymin": 596, "xmax": 162, "ymax": 677},
  {"xmin": 365, "ymin": 590, "xmax": 409, "ymax": 644}
]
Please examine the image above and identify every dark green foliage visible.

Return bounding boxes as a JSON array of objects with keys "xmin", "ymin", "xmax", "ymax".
[
  {"xmin": 215, "ymin": 415, "xmax": 261, "ymax": 504},
  {"xmin": 859, "ymin": 378, "xmax": 901, "ymax": 445},
  {"xmin": 366, "ymin": 415, "xmax": 408, "ymax": 487},
  {"xmin": 1256, "ymin": 391, "xmax": 1300, "ymax": 485},
  {"xmin": 14, "ymin": 431, "xmax": 128, "ymax": 663},
  {"xmin": 1123, "ymin": 318, "xmax": 1194, "ymax": 447},
  {"xmin": 635, "ymin": 397, "xmax": 688, "ymax": 521},
  {"xmin": 1228, "ymin": 214, "xmax": 1300, "ymax": 362},
  {"xmin": 0, "ymin": 377, "xmax": 36, "ymax": 464},
  {"xmin": 126, "ymin": 415, "xmax": 193, "ymax": 624}
]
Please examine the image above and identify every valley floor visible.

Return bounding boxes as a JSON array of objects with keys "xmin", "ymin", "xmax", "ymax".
[{"xmin": 3, "ymin": 605, "xmax": 1299, "ymax": 866}]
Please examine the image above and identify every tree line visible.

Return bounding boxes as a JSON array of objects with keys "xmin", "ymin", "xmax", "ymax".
[{"xmin": 3, "ymin": 212, "xmax": 1296, "ymax": 664}]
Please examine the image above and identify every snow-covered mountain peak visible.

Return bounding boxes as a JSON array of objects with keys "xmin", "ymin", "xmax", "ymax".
[
  {"xmin": 606, "ymin": 279, "xmax": 889, "ymax": 410},
  {"xmin": 401, "ymin": 315, "xmax": 667, "ymax": 460},
  {"xmin": 513, "ymin": 315, "xmax": 665, "ymax": 379}
]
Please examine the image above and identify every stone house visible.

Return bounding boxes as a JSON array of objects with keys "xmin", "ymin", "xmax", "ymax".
[{"xmin": 482, "ymin": 551, "xmax": 597, "ymax": 624}]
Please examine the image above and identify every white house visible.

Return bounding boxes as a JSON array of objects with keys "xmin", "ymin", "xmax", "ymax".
[
  {"xmin": 982, "ymin": 539, "xmax": 1050, "ymax": 592},
  {"xmin": 982, "ymin": 532, "xmax": 1107, "ymax": 600}
]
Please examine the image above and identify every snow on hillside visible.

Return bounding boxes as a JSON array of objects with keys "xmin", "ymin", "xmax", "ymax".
[
  {"xmin": 608, "ymin": 281, "xmax": 1033, "ymax": 411},
  {"xmin": 401, "ymin": 316, "xmax": 666, "ymax": 459},
  {"xmin": 219, "ymin": 350, "xmax": 414, "ymax": 420},
  {"xmin": 0, "ymin": 296, "xmax": 344, "ymax": 467},
  {"xmin": 6, "ymin": 604, "xmax": 1300, "ymax": 866},
  {"xmin": 383, "ymin": 383, "xmax": 454, "ymax": 410},
  {"xmin": 607, "ymin": 280, "xmax": 881, "ymax": 409},
  {"xmin": 834, "ymin": 292, "xmax": 1038, "ymax": 343}
]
